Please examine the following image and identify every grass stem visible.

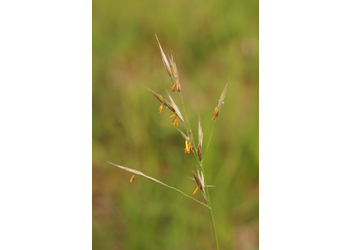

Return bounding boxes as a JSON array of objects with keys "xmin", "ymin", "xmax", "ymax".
[{"xmin": 203, "ymin": 171, "xmax": 220, "ymax": 250}]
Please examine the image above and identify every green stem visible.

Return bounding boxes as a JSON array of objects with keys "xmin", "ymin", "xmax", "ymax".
[
  {"xmin": 199, "ymin": 119, "xmax": 219, "ymax": 249},
  {"xmin": 203, "ymin": 170, "xmax": 220, "ymax": 250}
]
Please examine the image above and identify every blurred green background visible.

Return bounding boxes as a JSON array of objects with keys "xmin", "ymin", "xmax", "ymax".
[{"xmin": 93, "ymin": 0, "xmax": 258, "ymax": 249}]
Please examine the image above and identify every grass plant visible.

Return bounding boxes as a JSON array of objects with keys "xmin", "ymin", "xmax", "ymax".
[{"xmin": 108, "ymin": 35, "xmax": 229, "ymax": 250}]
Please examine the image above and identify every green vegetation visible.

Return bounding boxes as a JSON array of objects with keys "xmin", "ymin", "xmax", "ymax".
[{"xmin": 93, "ymin": 0, "xmax": 258, "ymax": 249}]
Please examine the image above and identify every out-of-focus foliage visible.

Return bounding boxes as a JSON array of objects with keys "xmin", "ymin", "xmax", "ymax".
[{"xmin": 93, "ymin": 0, "xmax": 258, "ymax": 249}]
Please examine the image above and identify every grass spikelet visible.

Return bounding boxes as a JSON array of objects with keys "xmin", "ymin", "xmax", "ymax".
[
  {"xmin": 167, "ymin": 91, "xmax": 184, "ymax": 123},
  {"xmin": 146, "ymin": 87, "xmax": 176, "ymax": 113},
  {"xmin": 212, "ymin": 82, "xmax": 228, "ymax": 121},
  {"xmin": 169, "ymin": 54, "xmax": 181, "ymax": 92},
  {"xmin": 155, "ymin": 34, "xmax": 172, "ymax": 77}
]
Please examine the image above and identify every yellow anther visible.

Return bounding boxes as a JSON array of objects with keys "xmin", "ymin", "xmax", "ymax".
[
  {"xmin": 193, "ymin": 184, "xmax": 199, "ymax": 195},
  {"xmin": 173, "ymin": 116, "xmax": 178, "ymax": 126},
  {"xmin": 184, "ymin": 141, "xmax": 191, "ymax": 154},
  {"xmin": 171, "ymin": 82, "xmax": 178, "ymax": 92},
  {"xmin": 211, "ymin": 107, "xmax": 219, "ymax": 121},
  {"xmin": 170, "ymin": 114, "xmax": 178, "ymax": 126}
]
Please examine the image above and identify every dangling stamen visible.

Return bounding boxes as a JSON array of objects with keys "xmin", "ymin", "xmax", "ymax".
[
  {"xmin": 170, "ymin": 114, "xmax": 178, "ymax": 126},
  {"xmin": 171, "ymin": 82, "xmax": 178, "ymax": 92},
  {"xmin": 211, "ymin": 107, "xmax": 219, "ymax": 121},
  {"xmin": 193, "ymin": 184, "xmax": 199, "ymax": 195},
  {"xmin": 184, "ymin": 141, "xmax": 191, "ymax": 154}
]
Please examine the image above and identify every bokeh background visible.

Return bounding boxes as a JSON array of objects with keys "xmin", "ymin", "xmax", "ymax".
[{"xmin": 93, "ymin": 0, "xmax": 258, "ymax": 249}]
